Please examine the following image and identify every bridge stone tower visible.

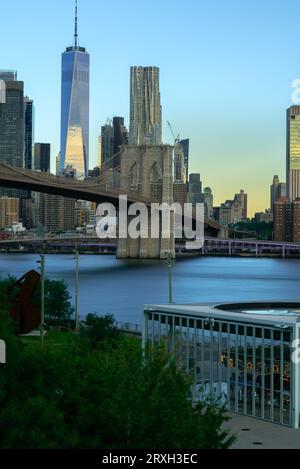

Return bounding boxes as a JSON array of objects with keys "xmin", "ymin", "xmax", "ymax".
[{"xmin": 117, "ymin": 145, "xmax": 175, "ymax": 259}]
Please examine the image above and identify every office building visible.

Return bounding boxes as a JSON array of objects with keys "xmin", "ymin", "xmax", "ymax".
[
  {"xmin": 112, "ymin": 117, "xmax": 128, "ymax": 169},
  {"xmin": 0, "ymin": 70, "xmax": 17, "ymax": 81},
  {"xmin": 39, "ymin": 194, "xmax": 76, "ymax": 232},
  {"xmin": 218, "ymin": 190, "xmax": 248, "ymax": 226},
  {"xmin": 271, "ymin": 175, "xmax": 286, "ymax": 211},
  {"xmin": 255, "ymin": 209, "xmax": 273, "ymax": 224},
  {"xmin": 0, "ymin": 71, "xmax": 24, "ymax": 168},
  {"xmin": 60, "ymin": 1, "xmax": 90, "ymax": 178},
  {"xmin": 129, "ymin": 66, "xmax": 162, "ymax": 146},
  {"xmin": 203, "ymin": 187, "xmax": 214, "ymax": 219},
  {"xmin": 173, "ymin": 181, "xmax": 187, "ymax": 208},
  {"xmin": 56, "ymin": 153, "xmax": 61, "ymax": 176},
  {"xmin": 24, "ymin": 97, "xmax": 34, "ymax": 170},
  {"xmin": 98, "ymin": 135, "xmax": 102, "ymax": 168},
  {"xmin": 188, "ymin": 174, "xmax": 202, "ymax": 204},
  {"xmin": 287, "ymin": 106, "xmax": 300, "ymax": 201},
  {"xmin": 274, "ymin": 197, "xmax": 293, "ymax": 242},
  {"xmin": 174, "ymin": 142, "xmax": 186, "ymax": 182},
  {"xmin": 273, "ymin": 197, "xmax": 300, "ymax": 243},
  {"xmin": 0, "ymin": 197, "xmax": 19, "ymax": 228},
  {"xmin": 101, "ymin": 121, "xmax": 114, "ymax": 169},
  {"xmin": 34, "ymin": 143, "xmax": 50, "ymax": 172},
  {"xmin": 179, "ymin": 139, "xmax": 189, "ymax": 182},
  {"xmin": 235, "ymin": 190, "xmax": 248, "ymax": 219}
]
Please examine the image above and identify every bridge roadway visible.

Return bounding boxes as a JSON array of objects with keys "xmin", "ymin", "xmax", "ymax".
[
  {"xmin": 0, "ymin": 162, "xmax": 147, "ymax": 206},
  {"xmin": 0, "ymin": 163, "xmax": 221, "ymax": 235},
  {"xmin": 1, "ymin": 236, "xmax": 300, "ymax": 257}
]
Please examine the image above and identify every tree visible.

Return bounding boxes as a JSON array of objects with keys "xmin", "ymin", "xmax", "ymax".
[
  {"xmin": 81, "ymin": 314, "xmax": 120, "ymax": 348},
  {"xmin": 0, "ymin": 308, "xmax": 234, "ymax": 449},
  {"xmin": 34, "ymin": 279, "xmax": 73, "ymax": 324},
  {"xmin": 0, "ymin": 275, "xmax": 74, "ymax": 325}
]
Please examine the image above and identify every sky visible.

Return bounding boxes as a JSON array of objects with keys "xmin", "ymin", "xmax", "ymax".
[{"xmin": 1, "ymin": 0, "xmax": 299, "ymax": 216}]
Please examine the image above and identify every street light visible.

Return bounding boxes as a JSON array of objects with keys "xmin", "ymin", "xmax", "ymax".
[
  {"xmin": 165, "ymin": 251, "xmax": 174, "ymax": 304},
  {"xmin": 73, "ymin": 249, "xmax": 80, "ymax": 333},
  {"xmin": 36, "ymin": 254, "xmax": 45, "ymax": 346}
]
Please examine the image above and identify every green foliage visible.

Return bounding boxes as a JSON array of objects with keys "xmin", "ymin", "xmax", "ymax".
[
  {"xmin": 0, "ymin": 308, "xmax": 234, "ymax": 449},
  {"xmin": 81, "ymin": 314, "xmax": 121, "ymax": 348},
  {"xmin": 33, "ymin": 278, "xmax": 74, "ymax": 324},
  {"xmin": 233, "ymin": 221, "xmax": 273, "ymax": 240},
  {"xmin": 0, "ymin": 275, "xmax": 74, "ymax": 325}
]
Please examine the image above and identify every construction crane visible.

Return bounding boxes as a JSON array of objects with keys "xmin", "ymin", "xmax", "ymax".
[{"xmin": 167, "ymin": 121, "xmax": 180, "ymax": 146}]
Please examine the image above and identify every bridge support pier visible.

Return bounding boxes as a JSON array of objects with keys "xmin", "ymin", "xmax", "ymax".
[{"xmin": 117, "ymin": 145, "xmax": 175, "ymax": 259}]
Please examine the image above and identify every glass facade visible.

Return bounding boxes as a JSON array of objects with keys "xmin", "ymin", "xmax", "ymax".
[
  {"xmin": 144, "ymin": 305, "xmax": 299, "ymax": 427},
  {"xmin": 60, "ymin": 47, "xmax": 89, "ymax": 179},
  {"xmin": 24, "ymin": 97, "xmax": 34, "ymax": 170},
  {"xmin": 287, "ymin": 106, "xmax": 300, "ymax": 200}
]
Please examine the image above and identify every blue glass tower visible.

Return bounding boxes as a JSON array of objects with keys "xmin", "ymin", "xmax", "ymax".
[{"xmin": 60, "ymin": 0, "xmax": 89, "ymax": 179}]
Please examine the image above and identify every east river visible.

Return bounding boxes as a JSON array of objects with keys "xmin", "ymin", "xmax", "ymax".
[{"xmin": 0, "ymin": 254, "xmax": 300, "ymax": 325}]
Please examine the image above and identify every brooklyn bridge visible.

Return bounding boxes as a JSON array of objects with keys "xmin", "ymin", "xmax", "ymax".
[{"xmin": 0, "ymin": 145, "xmax": 223, "ymax": 258}]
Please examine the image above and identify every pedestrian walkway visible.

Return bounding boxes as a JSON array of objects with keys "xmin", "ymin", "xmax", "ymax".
[{"xmin": 224, "ymin": 413, "xmax": 300, "ymax": 449}]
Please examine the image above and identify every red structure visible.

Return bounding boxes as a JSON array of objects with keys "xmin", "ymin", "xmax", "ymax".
[{"xmin": 8, "ymin": 270, "xmax": 41, "ymax": 334}]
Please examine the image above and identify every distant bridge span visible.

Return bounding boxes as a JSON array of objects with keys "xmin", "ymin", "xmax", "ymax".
[
  {"xmin": 0, "ymin": 163, "xmax": 145, "ymax": 206},
  {"xmin": 0, "ymin": 163, "xmax": 222, "ymax": 235}
]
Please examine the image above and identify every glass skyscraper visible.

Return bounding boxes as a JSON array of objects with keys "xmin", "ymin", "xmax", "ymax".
[
  {"xmin": 60, "ymin": 1, "xmax": 89, "ymax": 179},
  {"xmin": 24, "ymin": 97, "xmax": 34, "ymax": 170},
  {"xmin": 0, "ymin": 71, "xmax": 24, "ymax": 168},
  {"xmin": 287, "ymin": 105, "xmax": 300, "ymax": 201}
]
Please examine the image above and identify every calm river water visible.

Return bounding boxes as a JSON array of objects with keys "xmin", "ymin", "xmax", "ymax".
[{"xmin": 0, "ymin": 254, "xmax": 299, "ymax": 325}]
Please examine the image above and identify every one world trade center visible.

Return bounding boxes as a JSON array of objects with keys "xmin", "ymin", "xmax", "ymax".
[{"xmin": 60, "ymin": 0, "xmax": 89, "ymax": 179}]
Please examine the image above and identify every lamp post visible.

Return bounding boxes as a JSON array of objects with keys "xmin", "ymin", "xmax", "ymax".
[
  {"xmin": 166, "ymin": 251, "xmax": 173, "ymax": 304},
  {"xmin": 37, "ymin": 254, "xmax": 45, "ymax": 346},
  {"xmin": 74, "ymin": 249, "xmax": 80, "ymax": 333}
]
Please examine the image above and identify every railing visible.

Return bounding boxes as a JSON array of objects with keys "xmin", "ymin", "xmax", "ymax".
[{"xmin": 115, "ymin": 321, "xmax": 142, "ymax": 335}]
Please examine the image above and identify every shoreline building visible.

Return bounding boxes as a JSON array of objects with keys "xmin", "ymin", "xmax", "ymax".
[
  {"xmin": 60, "ymin": 0, "xmax": 90, "ymax": 179},
  {"xmin": 129, "ymin": 66, "xmax": 162, "ymax": 146}
]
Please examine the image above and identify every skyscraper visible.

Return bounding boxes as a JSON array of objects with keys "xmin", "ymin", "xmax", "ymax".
[
  {"xmin": 0, "ymin": 71, "xmax": 24, "ymax": 168},
  {"xmin": 34, "ymin": 143, "xmax": 50, "ymax": 172},
  {"xmin": 287, "ymin": 105, "xmax": 300, "ymax": 201},
  {"xmin": 101, "ymin": 121, "xmax": 114, "ymax": 169},
  {"xmin": 203, "ymin": 187, "xmax": 214, "ymax": 219},
  {"xmin": 129, "ymin": 66, "xmax": 162, "ymax": 146},
  {"xmin": 270, "ymin": 175, "xmax": 286, "ymax": 211},
  {"xmin": 188, "ymin": 174, "xmax": 202, "ymax": 204},
  {"xmin": 24, "ymin": 97, "xmax": 34, "ymax": 170},
  {"xmin": 60, "ymin": 0, "xmax": 90, "ymax": 179},
  {"xmin": 234, "ymin": 190, "xmax": 248, "ymax": 219},
  {"xmin": 179, "ymin": 139, "xmax": 190, "ymax": 182},
  {"xmin": 174, "ymin": 142, "xmax": 186, "ymax": 182},
  {"xmin": 112, "ymin": 117, "xmax": 128, "ymax": 168}
]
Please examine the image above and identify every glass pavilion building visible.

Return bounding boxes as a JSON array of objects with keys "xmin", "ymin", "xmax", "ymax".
[
  {"xmin": 60, "ymin": 2, "xmax": 89, "ymax": 179},
  {"xmin": 143, "ymin": 302, "xmax": 300, "ymax": 428}
]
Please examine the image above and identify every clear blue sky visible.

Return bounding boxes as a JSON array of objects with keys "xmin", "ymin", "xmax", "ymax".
[{"xmin": 1, "ymin": 0, "xmax": 299, "ymax": 214}]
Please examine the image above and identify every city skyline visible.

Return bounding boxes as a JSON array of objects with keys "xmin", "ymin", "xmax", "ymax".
[{"xmin": 2, "ymin": 0, "xmax": 300, "ymax": 214}]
